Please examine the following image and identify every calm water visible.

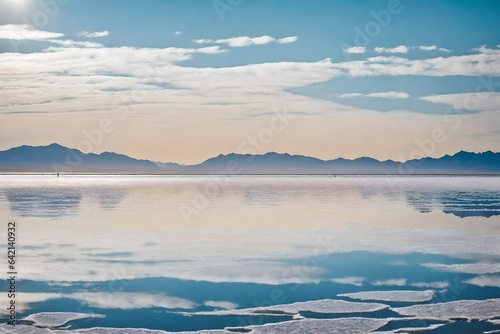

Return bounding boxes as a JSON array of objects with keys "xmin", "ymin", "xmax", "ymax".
[{"xmin": 0, "ymin": 176, "xmax": 499, "ymax": 333}]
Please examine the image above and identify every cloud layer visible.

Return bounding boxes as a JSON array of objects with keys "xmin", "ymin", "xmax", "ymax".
[
  {"xmin": 421, "ymin": 92, "xmax": 500, "ymax": 112},
  {"xmin": 0, "ymin": 24, "xmax": 499, "ymax": 163},
  {"xmin": 338, "ymin": 92, "xmax": 410, "ymax": 99},
  {"xmin": 344, "ymin": 46, "xmax": 367, "ymax": 54},
  {"xmin": 375, "ymin": 45, "xmax": 409, "ymax": 54},
  {"xmin": 0, "ymin": 24, "xmax": 103, "ymax": 48},
  {"xmin": 0, "ymin": 24, "xmax": 63, "ymax": 40},
  {"xmin": 193, "ymin": 35, "xmax": 298, "ymax": 47},
  {"xmin": 344, "ymin": 45, "xmax": 451, "ymax": 54},
  {"xmin": 79, "ymin": 31, "xmax": 110, "ymax": 38}
]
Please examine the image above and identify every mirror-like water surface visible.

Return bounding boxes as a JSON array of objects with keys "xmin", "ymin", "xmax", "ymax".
[{"xmin": 0, "ymin": 176, "xmax": 499, "ymax": 333}]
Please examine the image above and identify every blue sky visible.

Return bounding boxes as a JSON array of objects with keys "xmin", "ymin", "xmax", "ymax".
[{"xmin": 0, "ymin": 0, "xmax": 499, "ymax": 163}]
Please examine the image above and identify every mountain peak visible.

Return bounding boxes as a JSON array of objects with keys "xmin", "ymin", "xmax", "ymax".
[{"xmin": 0, "ymin": 143, "xmax": 159, "ymax": 173}]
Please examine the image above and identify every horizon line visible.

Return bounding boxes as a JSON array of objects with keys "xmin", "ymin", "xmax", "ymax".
[{"xmin": 2, "ymin": 173, "xmax": 500, "ymax": 177}]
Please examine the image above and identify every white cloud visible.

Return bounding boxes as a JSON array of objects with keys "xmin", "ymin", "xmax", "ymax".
[
  {"xmin": 367, "ymin": 92, "xmax": 410, "ymax": 99},
  {"xmin": 472, "ymin": 45, "xmax": 500, "ymax": 54},
  {"xmin": 0, "ymin": 293, "xmax": 63, "ymax": 314},
  {"xmin": 337, "ymin": 93, "xmax": 363, "ymax": 98},
  {"xmin": 1, "ymin": 45, "xmax": 499, "ymax": 123},
  {"xmin": 333, "ymin": 51, "xmax": 500, "ymax": 77},
  {"xmin": 0, "ymin": 291, "xmax": 196, "ymax": 312},
  {"xmin": 330, "ymin": 276, "xmax": 365, "ymax": 286},
  {"xmin": 344, "ymin": 46, "xmax": 367, "ymax": 54},
  {"xmin": 277, "ymin": 36, "xmax": 298, "ymax": 44},
  {"xmin": 0, "ymin": 47, "xmax": 338, "ymax": 124},
  {"xmin": 409, "ymin": 281, "xmax": 450, "ymax": 289},
  {"xmin": 421, "ymin": 262, "xmax": 500, "ymax": 275},
  {"xmin": 420, "ymin": 92, "xmax": 500, "ymax": 112},
  {"xmin": 334, "ymin": 276, "xmax": 448, "ymax": 289},
  {"xmin": 348, "ymin": 45, "xmax": 451, "ymax": 54},
  {"xmin": 69, "ymin": 292, "xmax": 196, "ymax": 310},
  {"xmin": 465, "ymin": 275, "xmax": 500, "ymax": 288},
  {"xmin": 417, "ymin": 45, "xmax": 438, "ymax": 51},
  {"xmin": 347, "ymin": 45, "xmax": 450, "ymax": 54},
  {"xmin": 192, "ymin": 38, "xmax": 210, "ymax": 44},
  {"xmin": 0, "ymin": 24, "xmax": 63, "ymax": 40},
  {"xmin": 204, "ymin": 300, "xmax": 238, "ymax": 310},
  {"xmin": 194, "ymin": 35, "xmax": 275, "ymax": 47},
  {"xmin": 415, "ymin": 45, "xmax": 450, "ymax": 52},
  {"xmin": 0, "ymin": 25, "xmax": 105, "ymax": 48},
  {"xmin": 174, "ymin": 31, "xmax": 182, "ymax": 36},
  {"xmin": 374, "ymin": 45, "xmax": 409, "ymax": 54},
  {"xmin": 371, "ymin": 278, "xmax": 407, "ymax": 286},
  {"xmin": 1, "ymin": 36, "xmax": 500, "ymax": 164},
  {"xmin": 339, "ymin": 91, "xmax": 410, "ymax": 99},
  {"xmin": 79, "ymin": 31, "xmax": 109, "ymax": 38},
  {"xmin": 193, "ymin": 35, "xmax": 297, "ymax": 47},
  {"xmin": 48, "ymin": 39, "xmax": 103, "ymax": 48}
]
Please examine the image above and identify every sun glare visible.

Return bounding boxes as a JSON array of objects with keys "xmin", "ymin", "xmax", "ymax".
[
  {"xmin": 8, "ymin": 0, "xmax": 27, "ymax": 6},
  {"xmin": 6, "ymin": 0, "xmax": 31, "ymax": 12}
]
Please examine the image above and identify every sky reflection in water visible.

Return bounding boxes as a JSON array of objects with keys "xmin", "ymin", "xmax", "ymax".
[{"xmin": 0, "ymin": 175, "xmax": 499, "ymax": 332}]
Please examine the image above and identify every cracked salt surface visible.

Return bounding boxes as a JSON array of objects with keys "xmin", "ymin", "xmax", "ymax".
[
  {"xmin": 1, "ymin": 313, "xmax": 485, "ymax": 334},
  {"xmin": 374, "ymin": 323, "xmax": 446, "ymax": 333},
  {"xmin": 338, "ymin": 290, "xmax": 435, "ymax": 303},
  {"xmin": 181, "ymin": 299, "xmax": 388, "ymax": 317},
  {"xmin": 0, "ymin": 318, "xmax": 388, "ymax": 334},
  {"xmin": 243, "ymin": 317, "xmax": 389, "ymax": 334},
  {"xmin": 76, "ymin": 329, "xmax": 227, "ymax": 334},
  {"xmin": 22, "ymin": 312, "xmax": 105, "ymax": 328},
  {"xmin": 0, "ymin": 325, "xmax": 57, "ymax": 334},
  {"xmin": 392, "ymin": 298, "xmax": 500, "ymax": 320},
  {"xmin": 0, "ymin": 326, "xmax": 226, "ymax": 334}
]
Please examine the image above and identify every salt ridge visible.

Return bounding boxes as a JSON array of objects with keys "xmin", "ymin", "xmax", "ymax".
[
  {"xmin": 392, "ymin": 298, "xmax": 500, "ymax": 320},
  {"xmin": 180, "ymin": 299, "xmax": 388, "ymax": 317},
  {"xmin": 338, "ymin": 290, "xmax": 435, "ymax": 302},
  {"xmin": 23, "ymin": 312, "xmax": 105, "ymax": 328}
]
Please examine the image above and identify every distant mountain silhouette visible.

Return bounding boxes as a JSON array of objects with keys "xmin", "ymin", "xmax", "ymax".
[
  {"xmin": 183, "ymin": 151, "xmax": 500, "ymax": 174},
  {"xmin": 400, "ymin": 151, "xmax": 500, "ymax": 174},
  {"xmin": 0, "ymin": 144, "xmax": 159, "ymax": 173},
  {"xmin": 0, "ymin": 144, "xmax": 499, "ymax": 174}
]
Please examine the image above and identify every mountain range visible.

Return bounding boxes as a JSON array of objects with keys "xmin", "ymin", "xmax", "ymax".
[{"xmin": 0, "ymin": 144, "xmax": 499, "ymax": 175}]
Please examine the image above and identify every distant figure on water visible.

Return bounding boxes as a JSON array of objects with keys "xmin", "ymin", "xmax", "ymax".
[{"xmin": 57, "ymin": 172, "xmax": 59, "ymax": 178}]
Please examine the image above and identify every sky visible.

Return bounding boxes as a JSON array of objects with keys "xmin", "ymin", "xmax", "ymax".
[{"xmin": 0, "ymin": 0, "xmax": 499, "ymax": 164}]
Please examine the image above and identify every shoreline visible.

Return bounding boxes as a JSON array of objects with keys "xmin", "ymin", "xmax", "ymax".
[{"xmin": 1, "ymin": 173, "xmax": 500, "ymax": 177}]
